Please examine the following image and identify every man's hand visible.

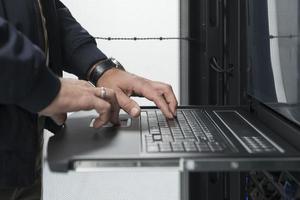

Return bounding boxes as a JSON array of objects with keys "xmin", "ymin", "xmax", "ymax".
[
  {"xmin": 51, "ymin": 113, "xmax": 67, "ymax": 126},
  {"xmin": 97, "ymin": 68, "xmax": 178, "ymax": 119},
  {"xmin": 39, "ymin": 78, "xmax": 120, "ymax": 128}
]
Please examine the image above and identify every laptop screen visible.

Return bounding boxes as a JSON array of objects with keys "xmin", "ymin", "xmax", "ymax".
[{"xmin": 247, "ymin": 0, "xmax": 300, "ymax": 126}]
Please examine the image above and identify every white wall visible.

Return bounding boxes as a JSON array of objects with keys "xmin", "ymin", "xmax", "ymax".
[
  {"xmin": 61, "ymin": 0, "xmax": 180, "ymax": 106},
  {"xmin": 267, "ymin": 0, "xmax": 299, "ymax": 103},
  {"xmin": 46, "ymin": 2, "xmax": 181, "ymax": 200}
]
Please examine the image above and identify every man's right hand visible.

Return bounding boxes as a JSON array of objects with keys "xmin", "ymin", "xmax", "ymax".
[{"xmin": 39, "ymin": 78, "xmax": 120, "ymax": 128}]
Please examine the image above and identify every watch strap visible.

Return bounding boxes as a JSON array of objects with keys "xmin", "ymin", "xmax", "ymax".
[{"xmin": 89, "ymin": 59, "xmax": 116, "ymax": 86}]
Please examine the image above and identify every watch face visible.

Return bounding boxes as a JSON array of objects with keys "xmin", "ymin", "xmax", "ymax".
[
  {"xmin": 110, "ymin": 58, "xmax": 125, "ymax": 70},
  {"xmin": 110, "ymin": 58, "xmax": 119, "ymax": 65}
]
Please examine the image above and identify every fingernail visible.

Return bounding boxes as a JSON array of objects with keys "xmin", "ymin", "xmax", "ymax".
[
  {"xmin": 130, "ymin": 107, "xmax": 140, "ymax": 117},
  {"xmin": 170, "ymin": 109, "xmax": 176, "ymax": 118},
  {"xmin": 173, "ymin": 110, "xmax": 177, "ymax": 117},
  {"xmin": 94, "ymin": 121, "xmax": 104, "ymax": 129}
]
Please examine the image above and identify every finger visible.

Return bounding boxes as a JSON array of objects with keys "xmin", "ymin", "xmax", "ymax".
[
  {"xmin": 156, "ymin": 83, "xmax": 178, "ymax": 115},
  {"xmin": 116, "ymin": 89, "xmax": 141, "ymax": 118},
  {"xmin": 51, "ymin": 113, "xmax": 67, "ymax": 125},
  {"xmin": 63, "ymin": 79, "xmax": 92, "ymax": 88},
  {"xmin": 102, "ymin": 88, "xmax": 120, "ymax": 125},
  {"xmin": 139, "ymin": 84, "xmax": 174, "ymax": 119},
  {"xmin": 152, "ymin": 94, "xmax": 174, "ymax": 119},
  {"xmin": 92, "ymin": 98, "xmax": 112, "ymax": 128},
  {"xmin": 94, "ymin": 87, "xmax": 120, "ymax": 125}
]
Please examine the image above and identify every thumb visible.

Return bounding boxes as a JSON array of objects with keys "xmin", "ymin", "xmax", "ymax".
[
  {"xmin": 116, "ymin": 90, "xmax": 141, "ymax": 118},
  {"xmin": 51, "ymin": 113, "xmax": 67, "ymax": 125}
]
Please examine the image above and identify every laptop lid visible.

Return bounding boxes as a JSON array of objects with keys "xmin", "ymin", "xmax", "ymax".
[{"xmin": 247, "ymin": 0, "xmax": 300, "ymax": 126}]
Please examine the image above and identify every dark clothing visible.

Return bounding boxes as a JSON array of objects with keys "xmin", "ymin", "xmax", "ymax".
[
  {"xmin": 0, "ymin": 0, "xmax": 107, "ymax": 187},
  {"xmin": 0, "ymin": 176, "xmax": 41, "ymax": 200}
]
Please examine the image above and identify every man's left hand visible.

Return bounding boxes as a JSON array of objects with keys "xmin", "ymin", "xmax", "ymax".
[{"xmin": 97, "ymin": 68, "xmax": 178, "ymax": 119}]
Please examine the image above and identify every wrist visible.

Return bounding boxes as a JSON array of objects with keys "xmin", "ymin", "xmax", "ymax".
[
  {"xmin": 87, "ymin": 59, "xmax": 106, "ymax": 81},
  {"xmin": 87, "ymin": 58, "xmax": 125, "ymax": 86},
  {"xmin": 96, "ymin": 68, "xmax": 121, "ymax": 86}
]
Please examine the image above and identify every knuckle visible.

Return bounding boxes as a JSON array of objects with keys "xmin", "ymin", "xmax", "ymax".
[
  {"xmin": 84, "ymin": 82, "xmax": 92, "ymax": 87},
  {"xmin": 110, "ymin": 89, "xmax": 116, "ymax": 95},
  {"xmin": 122, "ymin": 99, "xmax": 137, "ymax": 112},
  {"xmin": 100, "ymin": 116, "xmax": 109, "ymax": 123},
  {"xmin": 153, "ymin": 95, "xmax": 162, "ymax": 104},
  {"xmin": 111, "ymin": 90, "xmax": 117, "ymax": 99},
  {"xmin": 140, "ymin": 81, "xmax": 151, "ymax": 91},
  {"xmin": 165, "ymin": 84, "xmax": 172, "ymax": 90},
  {"xmin": 80, "ymin": 95, "xmax": 94, "ymax": 109},
  {"xmin": 115, "ymin": 90, "xmax": 123, "ymax": 98},
  {"xmin": 91, "ymin": 88, "xmax": 100, "ymax": 96},
  {"xmin": 103, "ymin": 102, "xmax": 112, "ymax": 111},
  {"xmin": 82, "ymin": 93, "xmax": 93, "ymax": 102},
  {"xmin": 155, "ymin": 90, "xmax": 163, "ymax": 97},
  {"xmin": 145, "ymin": 87, "xmax": 158, "ymax": 100},
  {"xmin": 79, "ymin": 80, "xmax": 87, "ymax": 85},
  {"xmin": 123, "ymin": 100, "xmax": 133, "ymax": 110}
]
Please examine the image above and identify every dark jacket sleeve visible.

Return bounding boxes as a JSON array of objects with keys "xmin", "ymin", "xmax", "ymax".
[
  {"xmin": 56, "ymin": 1, "xmax": 107, "ymax": 79},
  {"xmin": 0, "ymin": 17, "xmax": 61, "ymax": 113}
]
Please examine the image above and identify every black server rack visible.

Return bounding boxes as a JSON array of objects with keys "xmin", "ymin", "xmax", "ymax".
[{"xmin": 180, "ymin": 0, "xmax": 300, "ymax": 199}]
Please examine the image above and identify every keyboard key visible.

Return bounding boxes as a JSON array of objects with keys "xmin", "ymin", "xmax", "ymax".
[
  {"xmin": 144, "ymin": 109, "xmax": 228, "ymax": 154},
  {"xmin": 185, "ymin": 136, "xmax": 196, "ymax": 140},
  {"xmin": 162, "ymin": 135, "xmax": 174, "ymax": 142},
  {"xmin": 160, "ymin": 128, "xmax": 171, "ymax": 134},
  {"xmin": 208, "ymin": 142, "xmax": 223, "ymax": 152},
  {"xmin": 147, "ymin": 144, "xmax": 159, "ymax": 152},
  {"xmin": 145, "ymin": 135, "xmax": 153, "ymax": 141},
  {"xmin": 173, "ymin": 138, "xmax": 187, "ymax": 142},
  {"xmin": 183, "ymin": 142, "xmax": 197, "ymax": 152},
  {"xmin": 171, "ymin": 142, "xmax": 183, "ymax": 146},
  {"xmin": 159, "ymin": 143, "xmax": 172, "ymax": 152},
  {"xmin": 150, "ymin": 127, "xmax": 160, "ymax": 134},
  {"xmin": 171, "ymin": 142, "xmax": 185, "ymax": 152},
  {"xmin": 184, "ymin": 143, "xmax": 197, "ymax": 152},
  {"xmin": 153, "ymin": 134, "xmax": 162, "ymax": 141},
  {"xmin": 183, "ymin": 141, "xmax": 195, "ymax": 146},
  {"xmin": 173, "ymin": 135, "xmax": 184, "ymax": 139},
  {"xmin": 264, "ymin": 148, "xmax": 276, "ymax": 152},
  {"xmin": 196, "ymin": 142, "xmax": 211, "ymax": 152},
  {"xmin": 197, "ymin": 136, "xmax": 208, "ymax": 142}
]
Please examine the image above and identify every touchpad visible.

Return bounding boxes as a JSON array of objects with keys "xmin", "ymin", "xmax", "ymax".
[
  {"xmin": 118, "ymin": 116, "xmax": 132, "ymax": 127},
  {"xmin": 89, "ymin": 115, "xmax": 132, "ymax": 128}
]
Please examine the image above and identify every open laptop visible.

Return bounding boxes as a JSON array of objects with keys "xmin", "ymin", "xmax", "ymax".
[{"xmin": 47, "ymin": 0, "xmax": 300, "ymax": 172}]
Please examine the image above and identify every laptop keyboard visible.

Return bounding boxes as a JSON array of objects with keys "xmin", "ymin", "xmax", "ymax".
[{"xmin": 143, "ymin": 110, "xmax": 229, "ymax": 153}]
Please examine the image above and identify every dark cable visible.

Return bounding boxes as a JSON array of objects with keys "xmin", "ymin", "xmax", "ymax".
[{"xmin": 209, "ymin": 57, "xmax": 234, "ymax": 73}]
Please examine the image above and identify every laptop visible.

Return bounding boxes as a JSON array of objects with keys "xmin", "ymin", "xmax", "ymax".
[{"xmin": 47, "ymin": 0, "xmax": 300, "ymax": 172}]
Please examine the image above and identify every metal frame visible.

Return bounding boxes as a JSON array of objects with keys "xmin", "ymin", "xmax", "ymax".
[
  {"xmin": 180, "ymin": 0, "xmax": 190, "ymax": 105},
  {"xmin": 180, "ymin": 0, "xmax": 225, "ymax": 106},
  {"xmin": 180, "ymin": 0, "xmax": 300, "ymax": 199}
]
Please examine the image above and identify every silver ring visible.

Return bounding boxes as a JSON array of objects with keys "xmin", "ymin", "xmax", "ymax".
[{"xmin": 100, "ymin": 87, "xmax": 107, "ymax": 99}]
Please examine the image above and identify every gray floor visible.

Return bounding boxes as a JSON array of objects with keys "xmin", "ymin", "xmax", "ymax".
[{"xmin": 43, "ymin": 131, "xmax": 180, "ymax": 200}]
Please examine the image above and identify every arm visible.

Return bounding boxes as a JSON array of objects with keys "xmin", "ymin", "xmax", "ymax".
[
  {"xmin": 55, "ymin": 1, "xmax": 178, "ymax": 119},
  {"xmin": 0, "ymin": 17, "xmax": 118, "ymax": 128},
  {"xmin": 55, "ymin": 1, "xmax": 107, "ymax": 79},
  {"xmin": 0, "ymin": 17, "xmax": 60, "ymax": 113}
]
